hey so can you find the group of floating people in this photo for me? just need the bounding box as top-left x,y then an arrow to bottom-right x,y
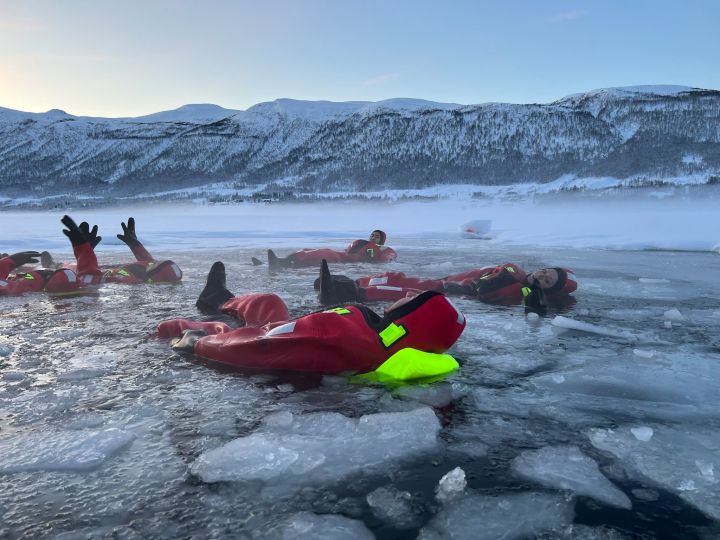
2,216 -> 577,381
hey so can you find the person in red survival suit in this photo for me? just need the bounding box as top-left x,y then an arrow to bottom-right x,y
52,216 -> 182,285
314,261 -> 577,311
157,261 -> 466,374
0,251 -> 83,297
261,229 -> 397,269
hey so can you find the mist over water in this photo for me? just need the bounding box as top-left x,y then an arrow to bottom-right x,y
2,187 -> 719,254
2,190 -> 720,538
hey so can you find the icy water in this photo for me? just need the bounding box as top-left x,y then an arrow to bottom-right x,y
2,240 -> 720,539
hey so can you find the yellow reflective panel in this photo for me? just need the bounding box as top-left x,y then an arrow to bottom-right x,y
324,307 -> 351,315
379,323 -> 406,347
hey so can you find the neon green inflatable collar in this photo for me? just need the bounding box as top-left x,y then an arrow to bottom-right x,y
355,348 -> 459,384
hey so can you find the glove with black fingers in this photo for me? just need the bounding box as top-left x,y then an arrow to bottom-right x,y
116,217 -> 140,248
8,251 -> 41,267
79,221 -> 102,248
61,215 -> 89,247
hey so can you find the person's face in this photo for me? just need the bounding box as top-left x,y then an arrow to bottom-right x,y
369,231 -> 383,244
527,268 -> 559,289
384,292 -> 417,314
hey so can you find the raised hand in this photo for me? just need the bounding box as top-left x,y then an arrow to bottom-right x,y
117,217 -> 140,247
61,215 -> 86,246
8,251 -> 41,267
79,221 -> 102,248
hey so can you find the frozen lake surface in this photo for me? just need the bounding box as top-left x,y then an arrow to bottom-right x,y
1,201 -> 720,539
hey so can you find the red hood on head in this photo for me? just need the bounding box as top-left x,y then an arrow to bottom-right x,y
147,260 -> 183,283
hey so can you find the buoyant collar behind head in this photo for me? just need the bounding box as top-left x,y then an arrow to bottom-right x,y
384,290 -> 442,323
381,290 -> 465,354
147,260 -> 182,282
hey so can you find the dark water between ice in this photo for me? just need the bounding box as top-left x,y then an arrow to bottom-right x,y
1,240 -> 719,539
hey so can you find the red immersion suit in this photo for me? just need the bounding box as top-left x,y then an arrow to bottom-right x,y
158,290 -> 465,373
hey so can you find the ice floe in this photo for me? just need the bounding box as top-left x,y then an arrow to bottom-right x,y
589,426 -> 720,519
191,407 -> 440,486
512,445 -> 631,509
0,428 -> 135,473
418,491 -> 575,540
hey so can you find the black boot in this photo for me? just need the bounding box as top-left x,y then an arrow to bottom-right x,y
251,257 -> 263,266
317,259 -> 360,305
267,249 -> 293,269
195,261 -> 234,314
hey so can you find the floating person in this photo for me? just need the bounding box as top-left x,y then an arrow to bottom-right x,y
315,260 -> 577,311
1,249 -> 84,297
48,216 -> 183,284
156,261 -> 465,378
105,217 -> 183,283
260,229 -> 397,269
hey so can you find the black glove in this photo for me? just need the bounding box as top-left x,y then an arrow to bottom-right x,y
8,251 -> 41,267
61,215 -> 88,247
117,217 -> 140,248
79,222 -> 102,248
0,253 -> 8,259
523,286 -> 547,310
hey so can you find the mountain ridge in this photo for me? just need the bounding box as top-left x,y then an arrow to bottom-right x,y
1,85 -> 718,203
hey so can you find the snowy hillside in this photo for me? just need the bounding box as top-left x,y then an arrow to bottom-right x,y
1,85 -> 719,205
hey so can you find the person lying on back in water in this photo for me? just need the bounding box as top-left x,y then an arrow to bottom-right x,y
155,260 -> 465,375
48,216 -> 182,284
1,250 -> 85,297
314,260 -> 577,311
258,229 -> 397,269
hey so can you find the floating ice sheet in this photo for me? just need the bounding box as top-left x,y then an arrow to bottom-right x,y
418,491 -> 575,540
191,407 -> 440,486
0,428 -> 135,473
512,445 -> 631,509
589,426 -> 720,519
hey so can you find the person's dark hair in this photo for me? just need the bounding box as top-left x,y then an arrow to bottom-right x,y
371,230 -> 387,245
545,267 -> 568,294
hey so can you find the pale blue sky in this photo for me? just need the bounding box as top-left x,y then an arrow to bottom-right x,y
1,0 -> 718,116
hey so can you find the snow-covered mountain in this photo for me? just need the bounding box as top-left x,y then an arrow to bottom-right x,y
1,85 -> 719,203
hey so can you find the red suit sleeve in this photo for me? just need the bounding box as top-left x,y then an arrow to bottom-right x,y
194,308 -> 384,372
289,248 -> 352,267
356,272 -> 444,291
0,270 -> 46,296
0,257 -> 15,280
219,293 -> 290,327
72,242 -> 103,284
157,319 -> 233,338
470,263 -> 527,305
362,285 -> 423,302
129,242 -> 154,263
